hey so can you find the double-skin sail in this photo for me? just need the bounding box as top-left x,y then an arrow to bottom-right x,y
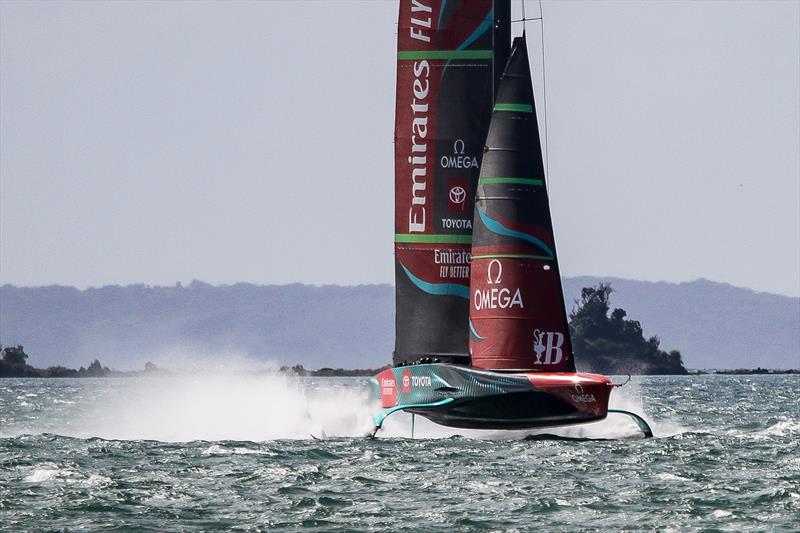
469,36 -> 575,372
394,0 -> 507,365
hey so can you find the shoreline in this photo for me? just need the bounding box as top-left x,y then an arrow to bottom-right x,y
1,366 -> 797,378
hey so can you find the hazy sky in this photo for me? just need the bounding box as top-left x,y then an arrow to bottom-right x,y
1,0 -> 798,296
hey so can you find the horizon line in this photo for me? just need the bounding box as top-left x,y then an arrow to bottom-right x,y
1,276 -> 798,299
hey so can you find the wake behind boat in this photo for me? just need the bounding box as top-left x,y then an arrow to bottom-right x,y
371,0 -> 652,438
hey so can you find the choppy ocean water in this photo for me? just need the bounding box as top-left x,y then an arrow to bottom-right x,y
1,374 -> 798,532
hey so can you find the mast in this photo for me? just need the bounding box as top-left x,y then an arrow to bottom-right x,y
468,36 -> 576,372
393,0 -> 510,366
492,0 -> 511,101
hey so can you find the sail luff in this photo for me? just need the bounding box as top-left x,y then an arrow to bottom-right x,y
469,36 -> 576,372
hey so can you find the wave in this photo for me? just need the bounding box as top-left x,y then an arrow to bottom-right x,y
3,363 -> 681,442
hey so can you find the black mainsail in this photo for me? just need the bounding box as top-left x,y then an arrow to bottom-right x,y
393,0 -> 510,365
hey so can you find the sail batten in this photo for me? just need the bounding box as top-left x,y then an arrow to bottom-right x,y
493,103 -> 534,112
469,36 -> 576,372
478,178 -> 543,185
397,50 -> 493,60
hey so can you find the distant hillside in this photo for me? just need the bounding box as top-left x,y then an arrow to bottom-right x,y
1,278 -> 797,370
563,277 -> 799,371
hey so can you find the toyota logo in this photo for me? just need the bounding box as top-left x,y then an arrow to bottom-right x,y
449,186 -> 466,204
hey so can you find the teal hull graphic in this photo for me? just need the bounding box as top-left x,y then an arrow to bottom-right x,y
372,364 -> 652,438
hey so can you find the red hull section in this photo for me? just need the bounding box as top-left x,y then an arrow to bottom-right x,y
523,372 -> 612,418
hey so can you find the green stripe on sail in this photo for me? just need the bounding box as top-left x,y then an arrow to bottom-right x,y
493,103 -> 533,113
479,177 -> 543,186
395,234 -> 472,244
472,253 -> 554,260
397,50 -> 492,60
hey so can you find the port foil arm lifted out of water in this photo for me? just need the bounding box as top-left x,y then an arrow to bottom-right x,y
607,408 -> 654,438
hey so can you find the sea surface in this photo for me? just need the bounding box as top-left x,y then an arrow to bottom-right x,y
0,374 -> 798,532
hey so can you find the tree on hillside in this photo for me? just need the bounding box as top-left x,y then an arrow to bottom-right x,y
79,359 -> 111,377
0,345 -> 40,377
1,345 -> 28,366
569,284 -> 687,375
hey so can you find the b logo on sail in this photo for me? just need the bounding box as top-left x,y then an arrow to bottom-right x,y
533,330 -> 564,365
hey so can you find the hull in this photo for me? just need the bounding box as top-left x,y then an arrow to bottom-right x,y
374,364 -> 612,430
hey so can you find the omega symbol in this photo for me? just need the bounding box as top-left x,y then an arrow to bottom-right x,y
487,259 -> 503,285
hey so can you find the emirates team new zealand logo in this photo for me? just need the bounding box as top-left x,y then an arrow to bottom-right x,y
533,329 -> 565,365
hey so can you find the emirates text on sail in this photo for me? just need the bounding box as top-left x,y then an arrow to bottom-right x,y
409,1 -> 432,43
434,249 -> 471,265
435,249 -> 471,278
407,59 -> 430,233
406,0 -> 433,232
